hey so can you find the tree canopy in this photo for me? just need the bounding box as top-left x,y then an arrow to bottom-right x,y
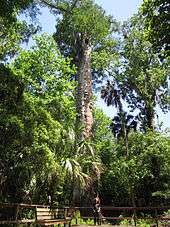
141,0 -> 170,58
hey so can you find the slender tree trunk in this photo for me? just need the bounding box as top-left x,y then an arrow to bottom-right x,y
146,106 -> 155,130
144,73 -> 155,131
118,100 -> 129,156
121,114 -> 129,156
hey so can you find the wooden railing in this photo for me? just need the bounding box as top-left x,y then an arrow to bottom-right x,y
0,203 -> 72,225
0,203 -> 170,226
73,206 -> 170,226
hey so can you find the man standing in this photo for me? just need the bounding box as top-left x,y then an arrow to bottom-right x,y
93,194 -> 102,225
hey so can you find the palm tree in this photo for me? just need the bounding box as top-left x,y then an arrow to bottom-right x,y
62,155 -> 102,205
101,80 -> 138,156
59,128 -> 102,205
111,113 -> 137,138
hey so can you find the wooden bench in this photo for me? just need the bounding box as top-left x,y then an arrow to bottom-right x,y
35,207 -> 72,226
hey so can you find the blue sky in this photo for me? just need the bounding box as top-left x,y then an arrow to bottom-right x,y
36,0 -> 169,129
95,0 -> 142,21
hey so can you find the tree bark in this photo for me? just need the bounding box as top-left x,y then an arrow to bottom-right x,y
75,41 -> 93,140
117,99 -> 129,156
72,39 -> 93,205
146,106 -> 155,130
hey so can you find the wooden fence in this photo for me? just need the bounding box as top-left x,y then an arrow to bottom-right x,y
73,206 -> 170,226
0,203 -> 170,226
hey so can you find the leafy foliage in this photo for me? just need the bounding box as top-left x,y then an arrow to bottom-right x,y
100,131 -> 170,206
0,34 -> 76,203
53,0 -> 119,73
0,0 -> 35,21
0,19 -> 38,61
141,0 -> 170,58
119,15 -> 169,130
0,0 -> 39,62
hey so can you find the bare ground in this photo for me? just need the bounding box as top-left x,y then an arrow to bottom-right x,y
72,225 -> 135,227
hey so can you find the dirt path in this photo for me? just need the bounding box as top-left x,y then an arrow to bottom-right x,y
73,225 -> 134,227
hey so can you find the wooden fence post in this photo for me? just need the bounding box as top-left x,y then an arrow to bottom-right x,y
133,207 -> 137,226
155,209 -> 158,227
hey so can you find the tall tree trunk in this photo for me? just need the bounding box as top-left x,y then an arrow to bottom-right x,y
144,74 -> 155,131
118,99 -> 129,156
73,39 -> 93,205
76,41 -> 93,140
146,106 -> 155,130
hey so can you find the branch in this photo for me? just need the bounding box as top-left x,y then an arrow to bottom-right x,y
40,0 -> 80,14
69,0 -> 79,12
40,0 -> 68,13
